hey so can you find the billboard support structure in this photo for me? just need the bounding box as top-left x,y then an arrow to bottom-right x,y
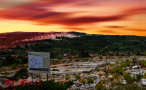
47,74 -> 48,81
28,52 -> 50,82
31,73 -> 33,84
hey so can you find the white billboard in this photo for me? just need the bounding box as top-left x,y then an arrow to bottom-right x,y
28,52 -> 50,74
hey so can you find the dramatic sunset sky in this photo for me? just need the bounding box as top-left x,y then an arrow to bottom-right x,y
0,0 -> 146,36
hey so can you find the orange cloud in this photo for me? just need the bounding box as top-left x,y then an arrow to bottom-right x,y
66,27 -> 86,31
98,30 -> 118,33
126,29 -> 146,32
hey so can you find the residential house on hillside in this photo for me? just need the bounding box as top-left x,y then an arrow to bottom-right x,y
69,56 -> 75,58
26,50 -> 30,52
95,54 -> 98,56
11,55 -> 18,59
89,54 -> 94,57
63,57 -> 68,59
75,55 -> 78,57
64,54 -> 68,57
119,53 -> 123,55
113,53 -> 117,56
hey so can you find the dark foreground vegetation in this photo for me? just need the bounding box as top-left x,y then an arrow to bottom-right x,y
15,80 -> 73,90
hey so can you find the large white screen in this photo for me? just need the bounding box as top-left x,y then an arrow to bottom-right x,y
29,56 -> 42,68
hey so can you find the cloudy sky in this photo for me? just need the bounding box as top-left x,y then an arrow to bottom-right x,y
0,0 -> 146,36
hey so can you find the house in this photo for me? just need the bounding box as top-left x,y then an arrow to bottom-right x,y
64,54 -> 68,57
11,55 -> 18,59
95,54 -> 98,56
70,56 -> 75,58
75,55 -> 78,57
26,50 -> 30,52
89,54 -> 94,57
63,57 -> 68,59
119,53 -> 123,55
113,54 -> 117,56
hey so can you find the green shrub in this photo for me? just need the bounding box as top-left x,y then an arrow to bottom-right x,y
52,69 -> 59,71
87,77 -> 94,83
74,74 -> 80,79
95,83 -> 106,90
80,79 -> 86,83
65,76 -> 70,80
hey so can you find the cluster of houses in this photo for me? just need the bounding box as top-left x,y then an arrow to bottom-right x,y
1,54 -> 146,90
63,54 -> 79,59
63,53 -> 99,59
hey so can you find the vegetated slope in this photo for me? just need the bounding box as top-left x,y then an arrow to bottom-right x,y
0,32 -> 45,46
28,33 -> 146,58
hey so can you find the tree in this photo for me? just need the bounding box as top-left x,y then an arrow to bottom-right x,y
123,73 -> 133,84
144,72 -> 146,76
95,83 -> 106,90
1,55 -> 14,66
78,48 -> 90,57
74,74 -> 81,79
65,76 -> 70,80
116,61 -> 119,64
113,73 -> 118,78
111,81 -> 121,87
136,74 -> 142,82
140,60 -> 146,67
80,79 -> 86,84
17,55 -> 23,60
22,57 -> 28,64
87,77 -> 94,83
99,56 -> 103,59
111,67 -> 123,75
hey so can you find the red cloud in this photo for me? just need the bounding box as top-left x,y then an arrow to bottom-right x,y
0,0 -> 146,27
51,15 -> 126,26
104,26 -> 126,28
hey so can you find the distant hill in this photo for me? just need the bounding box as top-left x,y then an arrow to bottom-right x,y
1,31 -> 146,56
0,31 -> 70,49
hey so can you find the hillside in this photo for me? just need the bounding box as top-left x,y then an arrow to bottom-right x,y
1,31 -> 146,58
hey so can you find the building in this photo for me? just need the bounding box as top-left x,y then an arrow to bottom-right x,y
11,55 -> 18,59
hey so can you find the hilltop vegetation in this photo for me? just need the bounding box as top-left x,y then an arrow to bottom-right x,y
24,33 -> 146,58
1,32 -> 146,60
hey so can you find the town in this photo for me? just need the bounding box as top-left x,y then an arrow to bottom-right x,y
1,51 -> 146,90
1,32 -> 146,90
